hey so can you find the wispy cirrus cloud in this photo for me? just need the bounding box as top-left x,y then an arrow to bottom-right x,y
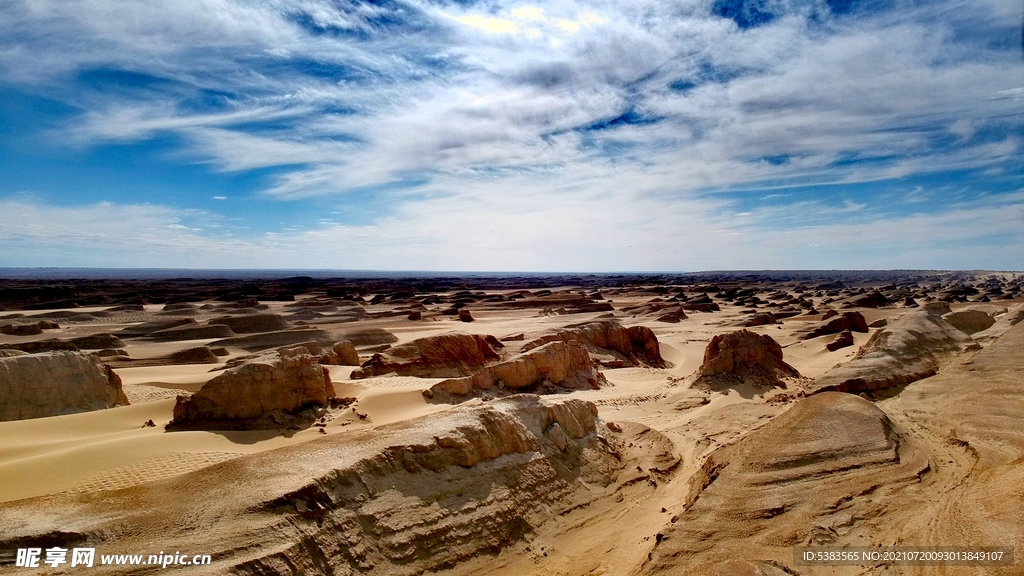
0,0 -> 1021,270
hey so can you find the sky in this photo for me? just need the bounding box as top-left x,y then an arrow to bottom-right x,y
0,0 -> 1022,272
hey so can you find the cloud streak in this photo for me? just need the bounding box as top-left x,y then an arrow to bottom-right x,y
0,0 -> 1022,270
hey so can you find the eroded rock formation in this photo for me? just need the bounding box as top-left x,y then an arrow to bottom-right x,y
430,340 -> 607,397
0,395 -> 667,576
695,330 -> 799,389
206,313 -> 289,334
520,320 -> 665,368
0,351 -> 128,421
350,332 -> 501,379
797,311 -> 868,340
169,350 -> 334,430
642,393 -> 927,574
942,309 -> 996,335
809,303 -> 977,395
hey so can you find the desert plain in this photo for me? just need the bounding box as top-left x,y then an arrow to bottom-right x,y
0,271 -> 1022,575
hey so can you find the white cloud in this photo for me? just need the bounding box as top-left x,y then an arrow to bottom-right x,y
0,0 -> 1022,269
3,183 -> 1022,270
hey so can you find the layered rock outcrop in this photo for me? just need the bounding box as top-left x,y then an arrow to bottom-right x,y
642,393 -> 928,574
809,303 -> 977,395
0,351 -> 128,421
430,340 -> 607,397
0,395 -> 645,576
169,350 -> 334,430
695,330 -> 799,389
520,320 -> 665,368
350,332 -> 501,379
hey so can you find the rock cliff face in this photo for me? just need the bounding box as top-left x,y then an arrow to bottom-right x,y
0,395 -> 664,576
169,350 -> 334,430
695,330 -> 799,389
809,303 -> 977,395
520,321 -> 665,368
0,351 -> 128,422
430,340 -> 607,397
351,332 -> 501,379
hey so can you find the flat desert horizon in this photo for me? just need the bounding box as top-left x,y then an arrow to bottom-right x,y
1,270 -> 1022,574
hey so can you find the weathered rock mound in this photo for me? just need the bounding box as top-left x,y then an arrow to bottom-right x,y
430,340 -> 608,398
825,329 -> 854,351
0,352 -> 128,421
116,317 -> 196,338
521,320 -> 665,368
207,313 -> 289,334
339,327 -> 398,347
797,311 -> 868,340
167,346 -> 219,364
1,323 -> 43,336
942,309 -> 995,335
70,333 -> 125,350
809,303 -> 977,395
695,330 -> 799,389
351,332 -> 501,379
331,340 -> 360,366
169,351 -> 334,430
642,392 -> 928,574
146,323 -> 235,341
0,339 -> 79,353
208,328 -> 331,352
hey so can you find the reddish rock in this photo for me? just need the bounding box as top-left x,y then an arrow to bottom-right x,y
169,351 -> 333,430
739,312 -> 776,327
826,330 -> 855,352
331,340 -> 360,366
521,321 -> 665,368
431,340 -> 607,397
695,330 -> 799,388
351,332 -> 501,379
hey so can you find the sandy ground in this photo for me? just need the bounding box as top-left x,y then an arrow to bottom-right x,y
1,282 -> 1021,575
0,296 -> 1001,504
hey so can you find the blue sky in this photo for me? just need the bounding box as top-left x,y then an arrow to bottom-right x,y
0,0 -> 1022,271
